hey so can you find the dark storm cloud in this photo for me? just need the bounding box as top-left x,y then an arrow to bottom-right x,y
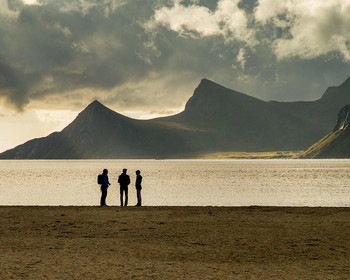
0,0 -> 350,114
0,59 -> 28,109
1,0 -> 162,110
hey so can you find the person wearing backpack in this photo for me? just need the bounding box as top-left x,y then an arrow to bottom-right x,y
118,168 -> 130,206
99,169 -> 111,206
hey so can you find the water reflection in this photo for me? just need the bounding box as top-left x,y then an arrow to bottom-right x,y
0,159 -> 350,206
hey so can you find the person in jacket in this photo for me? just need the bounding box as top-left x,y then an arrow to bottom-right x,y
100,169 -> 111,206
135,170 -> 142,206
118,168 -> 130,206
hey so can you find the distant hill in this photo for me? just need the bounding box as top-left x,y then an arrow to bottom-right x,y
300,104 -> 350,158
269,77 -> 350,133
0,78 -> 349,159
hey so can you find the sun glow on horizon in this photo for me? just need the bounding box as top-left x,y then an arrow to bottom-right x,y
34,109 -> 78,131
120,108 -> 183,120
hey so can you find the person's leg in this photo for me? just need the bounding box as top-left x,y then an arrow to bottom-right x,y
101,187 -> 107,206
137,189 -> 141,206
125,187 -> 128,206
120,187 -> 123,206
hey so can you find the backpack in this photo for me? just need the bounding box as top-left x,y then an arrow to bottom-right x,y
97,174 -> 104,184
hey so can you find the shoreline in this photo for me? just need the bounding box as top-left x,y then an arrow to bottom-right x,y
1,206 -> 350,279
0,205 -> 349,208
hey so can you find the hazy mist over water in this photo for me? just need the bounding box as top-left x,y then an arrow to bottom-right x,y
1,159 -> 350,207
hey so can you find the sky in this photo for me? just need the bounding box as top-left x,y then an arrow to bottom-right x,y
1,0 -> 350,152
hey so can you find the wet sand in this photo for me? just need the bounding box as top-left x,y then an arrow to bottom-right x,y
1,206 -> 350,279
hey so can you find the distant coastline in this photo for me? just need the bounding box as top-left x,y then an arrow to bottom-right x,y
198,150 -> 301,159
0,150 -> 302,160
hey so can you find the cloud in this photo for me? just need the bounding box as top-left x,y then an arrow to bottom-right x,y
0,0 -> 349,119
255,0 -> 350,61
59,0 -> 125,17
0,60 -> 30,111
151,1 -> 220,37
22,0 -> 40,6
0,0 -> 20,19
147,0 -> 256,46
236,48 -> 247,70
0,0 -> 256,114
0,0 -> 150,111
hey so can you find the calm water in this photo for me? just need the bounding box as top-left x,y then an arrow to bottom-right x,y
1,159 -> 350,206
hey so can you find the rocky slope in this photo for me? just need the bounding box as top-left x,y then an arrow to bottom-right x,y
300,104 -> 350,158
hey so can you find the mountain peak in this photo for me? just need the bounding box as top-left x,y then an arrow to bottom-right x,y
339,76 -> 350,88
68,100 -> 122,128
186,79 -> 234,110
81,100 -> 112,115
182,78 -> 267,120
190,78 -> 260,102
197,78 -> 225,91
191,78 -> 239,100
86,100 -> 105,109
321,76 -> 350,101
199,78 -> 214,85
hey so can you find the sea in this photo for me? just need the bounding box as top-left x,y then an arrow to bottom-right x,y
1,159 -> 350,207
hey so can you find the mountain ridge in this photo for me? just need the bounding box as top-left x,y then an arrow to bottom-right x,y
269,78 -> 350,132
1,77 -> 350,159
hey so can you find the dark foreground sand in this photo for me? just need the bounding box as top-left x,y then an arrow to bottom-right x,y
1,207 -> 350,279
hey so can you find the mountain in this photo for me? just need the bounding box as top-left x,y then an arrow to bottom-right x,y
300,104 -> 350,158
269,77 -> 350,133
0,101 -> 199,158
0,78 -> 349,159
156,79 -> 324,151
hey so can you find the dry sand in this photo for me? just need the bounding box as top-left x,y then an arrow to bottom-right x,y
1,206 -> 350,279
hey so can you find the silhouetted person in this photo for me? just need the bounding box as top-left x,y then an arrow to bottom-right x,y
100,169 -> 111,206
118,168 -> 130,206
135,170 -> 142,206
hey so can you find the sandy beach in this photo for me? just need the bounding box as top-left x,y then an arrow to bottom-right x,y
1,206 -> 350,279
